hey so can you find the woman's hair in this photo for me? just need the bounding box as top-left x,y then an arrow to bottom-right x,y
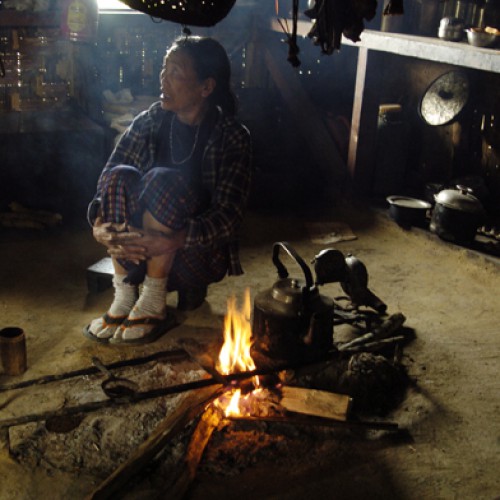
168,35 -> 237,116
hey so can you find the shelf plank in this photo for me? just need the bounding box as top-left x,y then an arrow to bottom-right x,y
271,20 -> 500,74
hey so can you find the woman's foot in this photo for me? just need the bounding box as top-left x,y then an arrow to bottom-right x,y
87,274 -> 138,340
114,275 -> 168,341
86,312 -> 128,340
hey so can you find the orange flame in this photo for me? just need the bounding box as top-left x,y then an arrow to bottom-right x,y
216,289 -> 259,417
225,389 -> 242,417
217,288 -> 256,377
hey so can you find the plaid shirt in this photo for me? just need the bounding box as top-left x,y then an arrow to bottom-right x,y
97,102 -> 252,275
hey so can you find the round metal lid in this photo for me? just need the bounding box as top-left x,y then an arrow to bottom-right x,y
434,186 -> 484,214
420,71 -> 470,126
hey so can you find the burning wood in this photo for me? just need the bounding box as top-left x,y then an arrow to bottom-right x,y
167,405 -> 223,499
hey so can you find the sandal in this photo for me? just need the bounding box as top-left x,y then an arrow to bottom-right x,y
82,312 -> 128,344
109,313 -> 178,345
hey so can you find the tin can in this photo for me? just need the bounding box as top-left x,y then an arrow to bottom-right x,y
0,327 -> 27,376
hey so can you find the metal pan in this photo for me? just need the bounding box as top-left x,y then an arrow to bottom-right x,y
386,195 -> 431,229
92,356 -> 139,399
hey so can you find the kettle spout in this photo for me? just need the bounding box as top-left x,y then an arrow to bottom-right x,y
303,314 -> 317,345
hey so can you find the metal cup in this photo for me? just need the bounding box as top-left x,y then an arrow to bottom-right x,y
0,327 -> 27,376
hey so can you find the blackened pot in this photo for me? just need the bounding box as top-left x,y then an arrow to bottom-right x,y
430,186 -> 486,243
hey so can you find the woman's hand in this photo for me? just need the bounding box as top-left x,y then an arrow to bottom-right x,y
129,226 -> 187,258
92,217 -> 147,264
92,217 -> 186,262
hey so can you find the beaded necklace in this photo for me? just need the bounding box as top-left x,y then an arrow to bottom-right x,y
169,114 -> 201,165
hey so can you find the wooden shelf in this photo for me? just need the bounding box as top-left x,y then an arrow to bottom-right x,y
343,29 -> 500,74
272,20 -> 500,74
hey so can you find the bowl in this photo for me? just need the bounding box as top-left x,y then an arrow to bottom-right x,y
465,27 -> 499,47
386,195 -> 432,229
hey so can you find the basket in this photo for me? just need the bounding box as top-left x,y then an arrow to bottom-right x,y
121,0 -> 237,27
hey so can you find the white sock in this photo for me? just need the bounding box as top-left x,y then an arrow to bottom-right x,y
130,275 -> 168,318
109,274 -> 138,316
118,276 -> 168,340
89,274 -> 138,339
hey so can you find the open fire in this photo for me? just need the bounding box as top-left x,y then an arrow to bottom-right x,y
214,289 -> 267,417
0,241 -> 410,500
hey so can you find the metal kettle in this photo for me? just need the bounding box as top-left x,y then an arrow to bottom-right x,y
251,242 -> 334,366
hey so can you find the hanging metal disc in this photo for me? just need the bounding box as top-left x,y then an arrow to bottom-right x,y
419,70 -> 470,126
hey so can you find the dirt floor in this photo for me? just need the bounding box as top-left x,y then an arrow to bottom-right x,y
0,201 -> 499,500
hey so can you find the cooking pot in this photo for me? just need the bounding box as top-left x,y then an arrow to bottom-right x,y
387,195 -> 432,229
430,185 -> 486,243
252,242 -> 334,366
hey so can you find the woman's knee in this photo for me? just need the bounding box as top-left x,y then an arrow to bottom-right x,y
142,167 -> 186,188
105,165 -> 142,189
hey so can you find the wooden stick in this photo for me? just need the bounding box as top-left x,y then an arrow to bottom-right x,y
338,313 -> 406,351
280,386 -> 352,421
0,349 -> 189,392
0,379 -> 223,429
342,335 -> 407,353
228,415 -> 399,432
0,359 -> 336,429
87,385 -> 222,500
167,405 -> 222,499
179,340 -> 229,386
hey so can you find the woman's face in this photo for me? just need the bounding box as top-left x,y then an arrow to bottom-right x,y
159,49 -> 211,121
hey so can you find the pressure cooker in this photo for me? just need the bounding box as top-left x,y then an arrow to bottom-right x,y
430,185 -> 486,244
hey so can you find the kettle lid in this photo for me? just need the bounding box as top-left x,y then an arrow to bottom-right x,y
271,278 -> 308,307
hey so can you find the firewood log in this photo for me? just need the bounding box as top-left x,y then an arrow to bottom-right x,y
167,405 -> 222,499
280,386 -> 352,421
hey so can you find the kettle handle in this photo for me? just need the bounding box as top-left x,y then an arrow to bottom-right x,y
272,241 -> 314,290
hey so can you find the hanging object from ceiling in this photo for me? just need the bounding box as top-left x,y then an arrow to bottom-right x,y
276,0 -> 301,67
276,0 -> 405,65
118,0 -> 237,27
419,70 -> 470,126
305,0 -> 379,54
383,0 -> 404,15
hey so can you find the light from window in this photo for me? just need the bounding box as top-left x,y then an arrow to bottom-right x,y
97,0 -> 131,10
